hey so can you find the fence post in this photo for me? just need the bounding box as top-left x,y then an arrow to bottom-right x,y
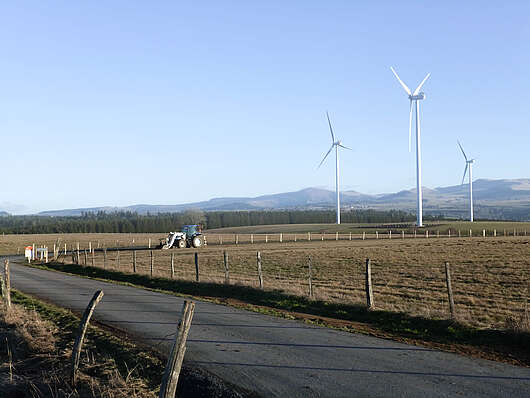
448,230 -> 451,238
335,232 -> 338,241
223,251 -> 229,284
321,234 -> 324,241
389,230 -> 392,239
469,229 -> 472,238
171,253 -> 175,279
203,235 -> 207,246
362,232 -> 365,240
103,248 -> 107,269
70,290 -> 104,386
116,249 -> 120,269
349,232 -> 352,241
494,229 -> 497,237
426,230 -> 429,239
150,250 -> 154,278
458,230 -> 461,237
194,253 -> 199,282
375,231 -> 378,239
91,249 -> 95,267
149,238 -> 151,249
402,230 -> 405,239
482,229 -> 486,238
84,250 -> 88,266
250,234 -> 254,244
89,241 -> 92,253
294,234 -> 297,242
235,234 -> 238,245
308,232 -> 311,241
280,233 -> 283,243
365,259 -> 374,310
257,251 -> 263,289
414,230 -> 417,238
308,256 -> 313,299
437,230 -> 440,238
159,300 -> 195,398
444,262 -> 456,319
265,234 -> 268,243
133,250 -> 137,273
2,259 -> 11,310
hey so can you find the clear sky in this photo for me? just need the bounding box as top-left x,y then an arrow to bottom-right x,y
1,1 -> 529,214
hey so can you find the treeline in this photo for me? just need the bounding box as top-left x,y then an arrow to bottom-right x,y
0,209 -> 417,234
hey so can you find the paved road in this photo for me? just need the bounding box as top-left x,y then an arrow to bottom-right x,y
6,258 -> 530,397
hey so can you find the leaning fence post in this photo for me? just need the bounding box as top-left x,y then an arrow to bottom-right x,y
70,290 -> 104,386
194,252 -> 199,282
133,250 -> 137,273
159,300 -> 195,398
444,262 -> 456,319
223,251 -> 230,284
171,253 -> 175,279
308,256 -> 313,299
2,259 -> 11,310
365,259 -> 374,310
257,251 -> 263,289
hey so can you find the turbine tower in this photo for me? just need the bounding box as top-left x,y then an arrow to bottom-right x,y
390,67 -> 431,227
318,112 -> 351,224
458,140 -> 475,222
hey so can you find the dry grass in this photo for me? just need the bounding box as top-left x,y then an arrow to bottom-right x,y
0,303 -> 158,397
73,236 -> 530,332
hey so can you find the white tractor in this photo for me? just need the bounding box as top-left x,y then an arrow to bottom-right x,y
160,225 -> 203,249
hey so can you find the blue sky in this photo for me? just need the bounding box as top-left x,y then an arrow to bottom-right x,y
1,1 -> 528,213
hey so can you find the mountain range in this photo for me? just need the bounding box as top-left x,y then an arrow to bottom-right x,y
30,178 -> 530,221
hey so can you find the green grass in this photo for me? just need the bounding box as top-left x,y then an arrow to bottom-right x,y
33,261 -> 530,367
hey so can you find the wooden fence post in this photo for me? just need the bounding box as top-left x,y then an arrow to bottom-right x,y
150,250 -> 154,278
414,230 -> 417,238
194,253 -> 199,282
149,238 -> 151,249
458,230 -> 461,237
84,250 -> 88,266
116,249 -> 120,269
448,230 -> 451,238
482,229 -> 486,238
294,234 -> 297,242
133,250 -> 137,273
494,229 -> 497,237
223,251 -> 229,284
171,253 -> 175,279
265,234 -> 268,243
89,241 -> 92,253
308,256 -> 313,299
469,229 -> 472,238
2,259 -> 11,310
250,234 -> 254,244
402,230 -> 405,239
365,259 -> 374,310
375,231 -> 378,239
389,230 -> 392,239
335,232 -> 338,241
279,233 -> 283,243
159,301 -> 195,398
362,232 -> 365,240
91,249 -> 95,267
349,232 -> 352,241
426,230 -> 429,239
308,232 -> 311,241
235,234 -> 238,245
444,262 -> 456,319
257,251 -> 263,289
70,290 -> 104,386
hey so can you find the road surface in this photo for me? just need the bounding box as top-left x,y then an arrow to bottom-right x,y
5,257 -> 530,397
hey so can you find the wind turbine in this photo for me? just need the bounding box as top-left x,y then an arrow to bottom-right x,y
458,140 -> 475,222
318,112 -> 351,224
390,67 -> 431,227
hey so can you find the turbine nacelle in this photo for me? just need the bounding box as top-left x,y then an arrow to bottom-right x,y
409,93 -> 425,101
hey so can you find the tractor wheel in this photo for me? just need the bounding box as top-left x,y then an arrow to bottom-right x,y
177,239 -> 186,249
192,236 -> 202,248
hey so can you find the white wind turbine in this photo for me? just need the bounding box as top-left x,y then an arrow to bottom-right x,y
390,67 -> 431,227
318,112 -> 351,224
458,140 -> 475,222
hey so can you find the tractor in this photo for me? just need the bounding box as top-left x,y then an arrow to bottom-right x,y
160,225 -> 203,249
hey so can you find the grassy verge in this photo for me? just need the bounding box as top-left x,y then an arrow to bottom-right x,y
35,261 -> 530,367
1,289 -> 252,397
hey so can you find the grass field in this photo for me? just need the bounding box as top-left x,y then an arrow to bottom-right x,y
58,236 -> 530,332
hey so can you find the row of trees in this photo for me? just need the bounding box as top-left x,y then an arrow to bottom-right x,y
0,209 -> 417,234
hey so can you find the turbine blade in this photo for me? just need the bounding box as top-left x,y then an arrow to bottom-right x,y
457,140 -> 468,161
338,143 -> 352,150
408,99 -> 413,152
390,66 -> 412,95
326,111 -> 335,143
317,145 -> 334,169
461,163 -> 468,185
413,72 -> 431,95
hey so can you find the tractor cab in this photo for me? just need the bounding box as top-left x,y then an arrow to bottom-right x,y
181,224 -> 201,236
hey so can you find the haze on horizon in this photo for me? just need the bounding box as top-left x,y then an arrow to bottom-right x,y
1,1 -> 529,214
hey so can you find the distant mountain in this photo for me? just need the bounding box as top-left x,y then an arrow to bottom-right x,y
0,211 -> 10,217
37,178 -> 530,220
